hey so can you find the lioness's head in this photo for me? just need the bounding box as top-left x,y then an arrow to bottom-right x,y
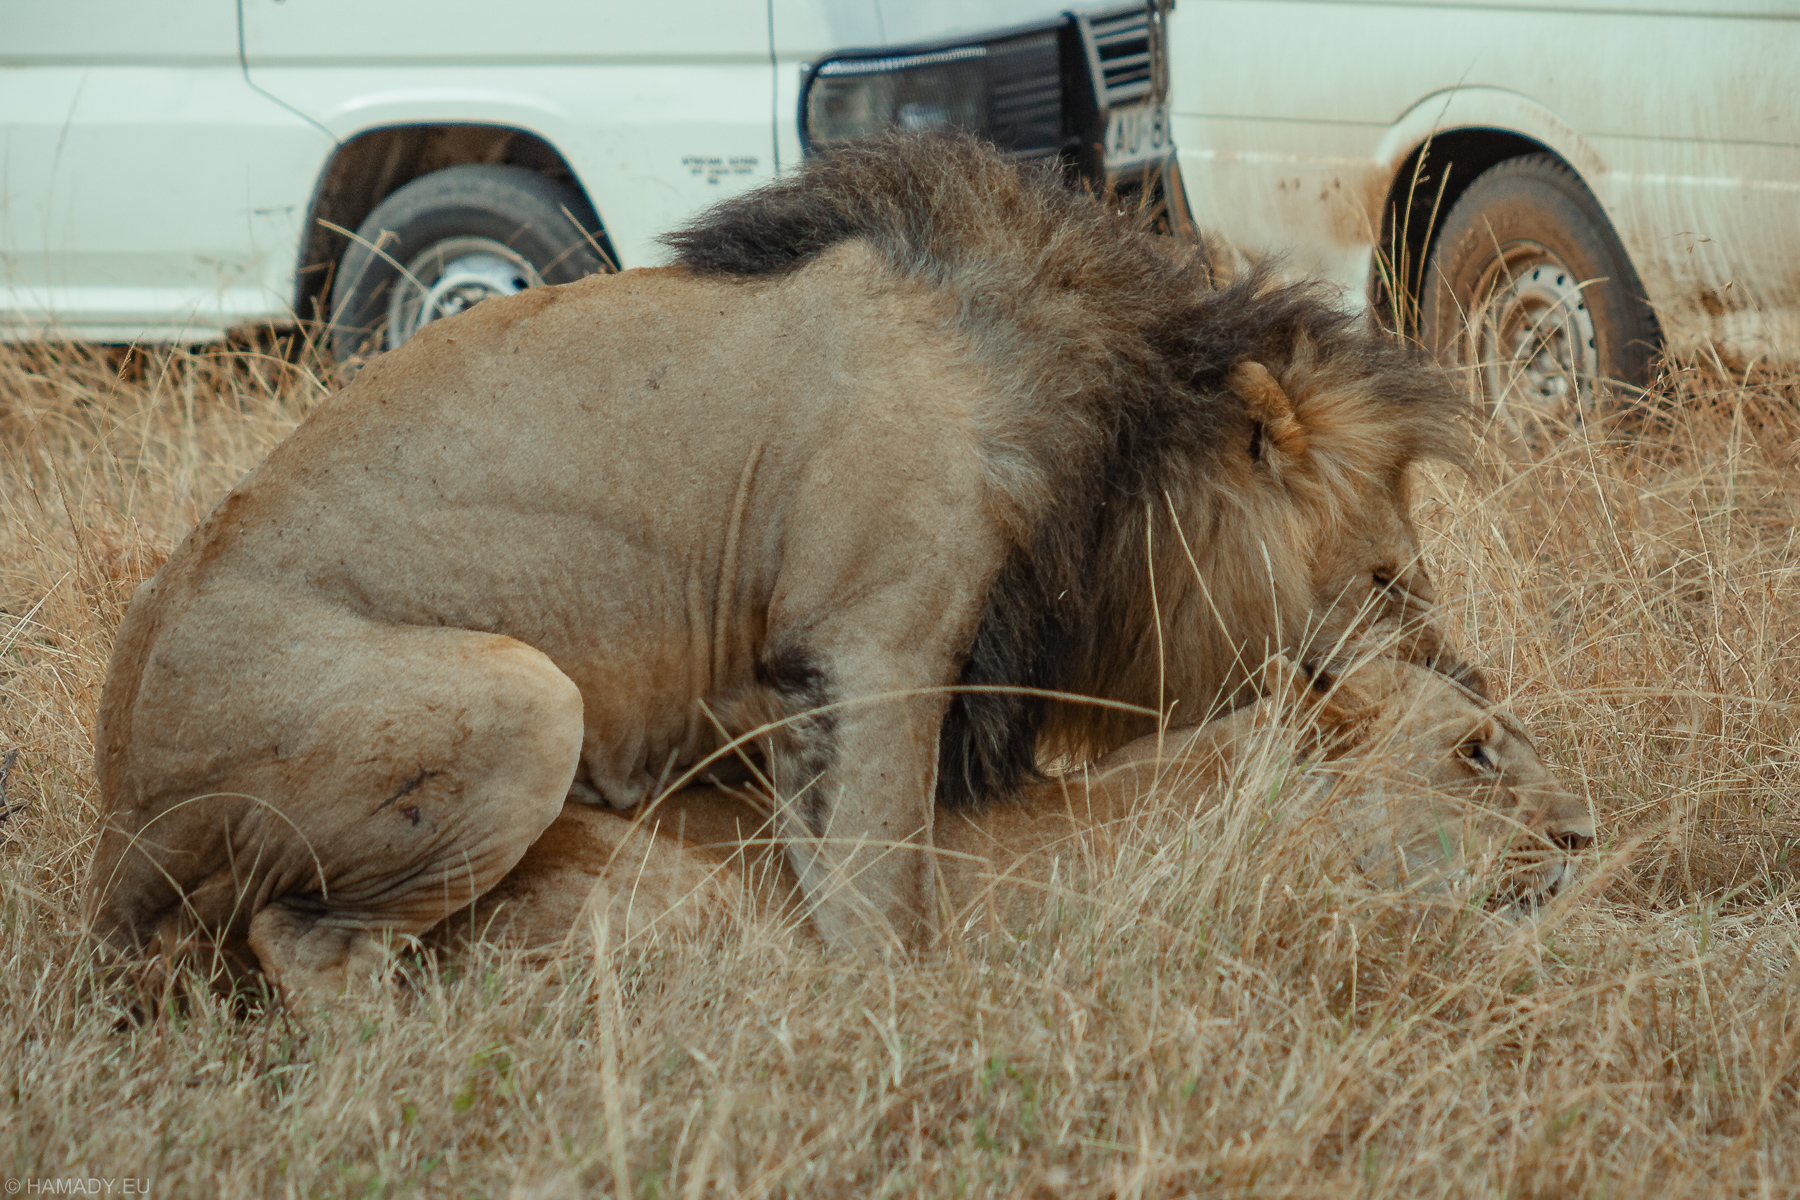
1013,652 -> 1591,915
1294,657 -> 1594,909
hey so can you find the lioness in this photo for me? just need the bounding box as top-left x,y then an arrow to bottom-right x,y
88,135 -> 1474,999
447,655 -> 1595,952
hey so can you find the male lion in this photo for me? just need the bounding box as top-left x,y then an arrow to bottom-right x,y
447,654 -> 1595,952
87,135 -> 1472,999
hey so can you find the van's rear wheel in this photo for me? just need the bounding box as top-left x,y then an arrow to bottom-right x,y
329,163 -> 608,367
1420,153 -> 1660,432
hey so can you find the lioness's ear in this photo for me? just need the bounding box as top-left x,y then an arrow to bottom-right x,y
1229,361 -> 1309,461
1304,679 -> 1376,759
1259,656 -> 1373,756
1256,655 -> 1311,708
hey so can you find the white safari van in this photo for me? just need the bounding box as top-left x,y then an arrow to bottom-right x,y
1165,0 -> 1800,400
0,1 -> 1170,361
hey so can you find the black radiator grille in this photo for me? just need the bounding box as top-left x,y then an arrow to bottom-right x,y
1087,6 -> 1152,108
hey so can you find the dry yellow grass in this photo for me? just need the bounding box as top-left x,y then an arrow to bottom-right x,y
3,336 -> 1799,1197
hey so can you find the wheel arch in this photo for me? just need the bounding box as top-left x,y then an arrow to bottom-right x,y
1366,88 -> 1629,333
294,123 -> 618,325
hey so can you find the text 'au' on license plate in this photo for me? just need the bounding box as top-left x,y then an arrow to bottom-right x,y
1104,101 -> 1170,169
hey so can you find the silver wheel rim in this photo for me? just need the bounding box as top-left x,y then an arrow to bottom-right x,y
385,236 -> 543,350
1467,241 -> 1599,432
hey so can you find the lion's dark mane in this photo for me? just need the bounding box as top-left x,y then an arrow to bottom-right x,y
664,133 -> 1462,808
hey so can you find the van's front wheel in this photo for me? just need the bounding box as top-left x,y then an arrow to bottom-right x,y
1420,153 -> 1660,432
329,163 -> 608,368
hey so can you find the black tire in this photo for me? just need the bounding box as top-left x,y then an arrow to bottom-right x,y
1420,153 -> 1660,425
329,163 -> 607,366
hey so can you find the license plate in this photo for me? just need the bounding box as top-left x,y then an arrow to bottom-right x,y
1103,101 -> 1171,170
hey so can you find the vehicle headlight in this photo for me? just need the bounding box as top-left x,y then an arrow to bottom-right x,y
802,31 -> 1064,156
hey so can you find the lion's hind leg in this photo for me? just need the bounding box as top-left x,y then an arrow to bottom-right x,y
238,626 -> 584,1002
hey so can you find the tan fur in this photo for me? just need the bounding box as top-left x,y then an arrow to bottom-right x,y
85,138 -> 1475,1001
448,657 -> 1593,953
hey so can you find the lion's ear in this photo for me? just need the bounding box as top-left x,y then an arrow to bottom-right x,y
1229,361 -> 1309,461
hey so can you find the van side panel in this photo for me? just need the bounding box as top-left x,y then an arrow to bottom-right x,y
0,1 -> 329,340
1597,138 -> 1800,361
241,1 -> 779,271
1168,0 -> 1800,358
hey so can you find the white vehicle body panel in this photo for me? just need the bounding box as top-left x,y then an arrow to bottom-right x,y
1168,0 -> 1800,360
240,1 -> 781,276
867,0 -> 1078,43
0,2 -> 330,340
0,0 -> 1072,344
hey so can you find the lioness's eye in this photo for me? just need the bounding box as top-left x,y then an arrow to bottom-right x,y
1458,739 -> 1492,768
1372,569 -> 1395,593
